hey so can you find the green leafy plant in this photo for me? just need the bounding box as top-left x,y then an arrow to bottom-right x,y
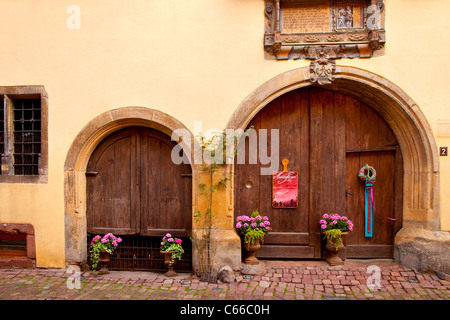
161,233 -> 184,264
320,213 -> 354,232
89,233 -> 122,271
323,229 -> 343,249
320,213 -> 354,250
235,210 -> 272,245
244,229 -> 266,245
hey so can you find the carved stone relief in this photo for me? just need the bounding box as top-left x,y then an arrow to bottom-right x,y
264,0 -> 385,63
308,48 -> 336,85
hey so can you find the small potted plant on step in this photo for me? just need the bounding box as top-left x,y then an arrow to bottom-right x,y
160,233 -> 184,277
89,233 -> 122,274
320,213 -> 353,266
235,211 -> 272,265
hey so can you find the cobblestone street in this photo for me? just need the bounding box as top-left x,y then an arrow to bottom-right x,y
0,260 -> 449,301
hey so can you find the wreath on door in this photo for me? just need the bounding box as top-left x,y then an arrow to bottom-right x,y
358,164 -> 376,184
357,163 -> 395,238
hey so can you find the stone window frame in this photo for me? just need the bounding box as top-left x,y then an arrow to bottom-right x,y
0,86 -> 48,183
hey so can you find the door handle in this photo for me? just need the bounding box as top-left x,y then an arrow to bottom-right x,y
345,190 -> 353,197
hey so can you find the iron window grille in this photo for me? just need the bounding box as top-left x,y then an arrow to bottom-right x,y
0,86 -> 48,183
87,234 -> 193,273
12,99 -> 41,176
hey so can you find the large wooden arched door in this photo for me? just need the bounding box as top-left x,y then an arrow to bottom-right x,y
234,87 -> 403,259
86,127 -> 192,270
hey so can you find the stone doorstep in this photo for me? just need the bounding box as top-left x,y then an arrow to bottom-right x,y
0,257 -> 34,268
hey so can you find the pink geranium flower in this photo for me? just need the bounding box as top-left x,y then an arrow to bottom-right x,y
234,212 -> 272,241
160,234 -> 184,254
320,213 -> 353,232
89,233 -> 122,271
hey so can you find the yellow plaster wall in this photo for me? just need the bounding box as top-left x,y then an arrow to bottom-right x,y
0,0 -> 449,267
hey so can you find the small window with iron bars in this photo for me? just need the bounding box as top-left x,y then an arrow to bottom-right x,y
0,86 -> 48,183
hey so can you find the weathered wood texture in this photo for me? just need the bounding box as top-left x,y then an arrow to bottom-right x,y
86,127 -> 192,237
234,87 -> 402,259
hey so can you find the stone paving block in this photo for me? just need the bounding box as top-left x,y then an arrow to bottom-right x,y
1,262 -> 450,301
312,279 -> 322,285
340,279 -> 352,286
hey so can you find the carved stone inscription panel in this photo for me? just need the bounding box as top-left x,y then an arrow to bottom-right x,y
282,4 -> 331,33
264,0 -> 386,61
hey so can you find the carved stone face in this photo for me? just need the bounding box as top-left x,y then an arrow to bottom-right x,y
310,59 -> 336,85
314,64 -> 331,83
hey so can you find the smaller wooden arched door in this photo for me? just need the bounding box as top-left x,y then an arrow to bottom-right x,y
86,127 -> 192,238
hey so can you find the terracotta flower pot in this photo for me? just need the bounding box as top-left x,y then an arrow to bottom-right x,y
161,250 -> 178,277
243,239 -> 262,265
322,231 -> 348,266
98,250 -> 111,274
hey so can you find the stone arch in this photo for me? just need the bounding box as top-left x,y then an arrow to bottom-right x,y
227,66 -> 450,272
64,107 -> 195,264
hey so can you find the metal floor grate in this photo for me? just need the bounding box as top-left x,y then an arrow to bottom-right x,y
87,234 -> 192,272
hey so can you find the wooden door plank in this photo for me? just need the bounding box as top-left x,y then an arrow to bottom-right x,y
279,89 -> 309,233
345,153 -> 363,245
259,96 -> 282,229
333,93 -> 347,216
86,128 -> 138,235
310,87 -> 336,258
298,89 -> 311,234
345,95 -> 361,151
235,113 -> 261,217
263,232 -> 309,245
139,128 -> 192,236
138,229 -> 191,237
256,245 -> 315,258
345,245 -> 393,258
112,133 -> 136,231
